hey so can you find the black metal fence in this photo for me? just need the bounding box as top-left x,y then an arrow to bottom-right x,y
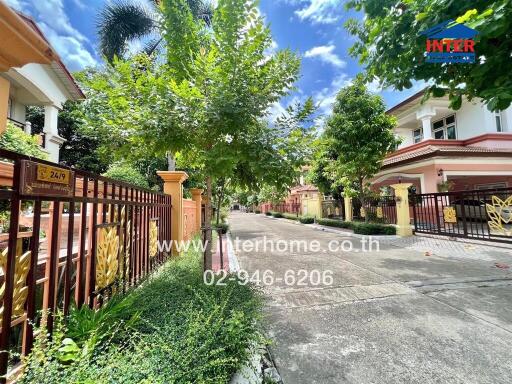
411,187 -> 512,243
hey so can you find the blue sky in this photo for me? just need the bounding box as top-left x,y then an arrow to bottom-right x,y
6,0 -> 424,116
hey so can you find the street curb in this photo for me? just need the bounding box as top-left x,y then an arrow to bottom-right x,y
226,231 -> 240,272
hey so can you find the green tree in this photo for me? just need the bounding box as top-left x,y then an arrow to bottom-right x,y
0,122 -> 48,159
308,144 -> 345,212
84,0 -> 304,269
322,76 -> 398,221
97,0 -> 213,62
346,0 -> 512,111
26,102 -> 110,174
103,162 -> 150,189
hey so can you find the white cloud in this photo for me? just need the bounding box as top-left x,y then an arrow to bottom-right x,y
38,23 -> 97,71
267,101 -> 287,122
304,45 -> 345,68
5,0 -> 97,71
4,0 -> 28,11
313,73 -> 351,116
71,0 -> 87,10
295,0 -> 343,24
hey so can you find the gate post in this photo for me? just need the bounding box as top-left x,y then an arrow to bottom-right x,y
157,171 -> 188,254
190,188 -> 203,234
391,183 -> 413,237
344,196 -> 353,222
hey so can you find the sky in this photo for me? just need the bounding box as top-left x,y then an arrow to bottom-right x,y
5,0 -> 425,117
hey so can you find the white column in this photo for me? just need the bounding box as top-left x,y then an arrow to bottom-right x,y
420,117 -> 433,140
416,105 -> 436,141
43,105 -> 66,163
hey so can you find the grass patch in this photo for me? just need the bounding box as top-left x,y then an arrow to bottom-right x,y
19,243 -> 262,383
317,218 -> 396,235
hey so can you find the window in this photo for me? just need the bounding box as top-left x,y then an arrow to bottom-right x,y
475,182 -> 506,190
495,111 -> 503,132
432,114 -> 456,140
412,128 -> 423,143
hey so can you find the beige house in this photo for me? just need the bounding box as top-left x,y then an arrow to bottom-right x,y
0,7 -> 85,162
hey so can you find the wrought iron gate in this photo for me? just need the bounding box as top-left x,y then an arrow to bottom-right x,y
411,187 -> 512,243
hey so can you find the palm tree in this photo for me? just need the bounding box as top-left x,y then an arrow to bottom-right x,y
97,0 -> 213,62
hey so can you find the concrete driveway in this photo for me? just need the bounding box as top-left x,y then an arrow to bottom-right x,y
229,212 -> 512,384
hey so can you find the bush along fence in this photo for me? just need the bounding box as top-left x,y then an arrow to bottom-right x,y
0,148 -> 202,381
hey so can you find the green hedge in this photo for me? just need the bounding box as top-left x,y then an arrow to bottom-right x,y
282,213 -> 299,221
270,211 -> 283,218
317,218 -> 396,235
19,240 -> 261,384
265,211 -> 272,216
254,210 -> 261,214
299,216 -> 314,224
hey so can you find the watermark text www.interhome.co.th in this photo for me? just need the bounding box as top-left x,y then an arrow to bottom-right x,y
157,235 -> 382,255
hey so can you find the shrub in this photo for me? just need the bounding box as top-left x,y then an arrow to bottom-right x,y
102,162 -> 149,189
317,218 -> 353,229
214,222 -> 230,234
299,216 -> 314,224
0,123 -> 48,159
353,223 -> 396,235
271,211 -> 283,218
316,218 -> 395,235
265,212 -> 272,216
19,240 -> 262,384
282,213 -> 299,221
254,210 -> 261,214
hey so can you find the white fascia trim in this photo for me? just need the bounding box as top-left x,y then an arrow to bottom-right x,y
443,170 -> 512,182
373,172 -> 426,192
382,157 -> 512,174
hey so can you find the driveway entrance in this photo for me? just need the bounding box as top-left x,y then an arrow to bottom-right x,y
229,211 -> 512,384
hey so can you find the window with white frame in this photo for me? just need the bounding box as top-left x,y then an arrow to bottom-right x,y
412,128 -> 423,143
495,111 -> 503,132
432,114 -> 456,140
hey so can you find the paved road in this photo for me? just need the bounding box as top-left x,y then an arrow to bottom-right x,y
229,212 -> 512,384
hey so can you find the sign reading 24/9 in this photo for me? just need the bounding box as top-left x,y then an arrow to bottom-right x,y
20,160 -> 75,197
36,164 -> 70,184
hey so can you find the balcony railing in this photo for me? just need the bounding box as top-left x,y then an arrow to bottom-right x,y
7,117 -> 24,130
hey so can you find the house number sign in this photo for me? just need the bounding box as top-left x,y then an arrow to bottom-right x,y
19,160 -> 75,197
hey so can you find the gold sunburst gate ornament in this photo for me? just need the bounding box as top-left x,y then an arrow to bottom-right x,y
486,196 -> 512,236
0,242 -> 31,328
96,225 -> 119,290
443,207 -> 457,223
360,207 -> 366,218
376,207 -> 383,219
149,220 -> 158,258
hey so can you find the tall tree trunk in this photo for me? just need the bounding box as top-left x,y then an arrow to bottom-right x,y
358,177 -> 369,223
215,179 -> 225,226
204,176 -> 213,270
167,152 -> 176,171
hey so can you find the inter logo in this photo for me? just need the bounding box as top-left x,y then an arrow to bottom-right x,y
421,20 -> 478,63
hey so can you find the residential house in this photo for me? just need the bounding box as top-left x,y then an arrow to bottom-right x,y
0,8 -> 85,163
372,90 -> 512,193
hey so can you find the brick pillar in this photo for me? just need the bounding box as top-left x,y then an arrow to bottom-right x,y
391,183 -> 413,237
344,196 -> 353,222
157,171 -> 188,254
190,188 -> 203,234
